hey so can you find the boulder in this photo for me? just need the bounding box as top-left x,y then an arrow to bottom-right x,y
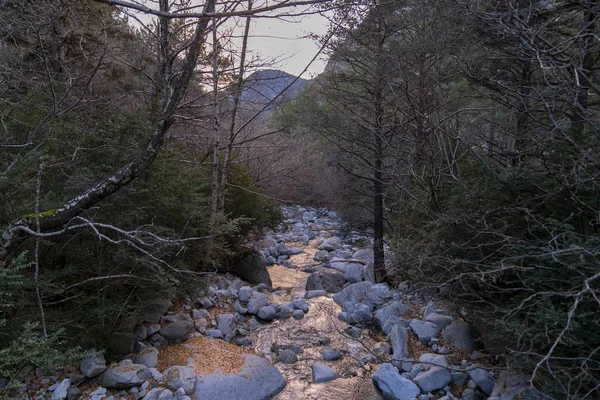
193,354 -> 285,400
291,299 -> 309,312
366,284 -> 392,306
352,249 -> 374,261
80,351 -> 107,378
257,306 -> 276,321
312,363 -> 340,383
51,378 -> 70,400
382,317 -> 410,335
413,366 -> 451,393
443,320 -> 480,351
217,314 -> 237,340
374,301 -> 411,329
292,310 -> 305,319
135,348 -> 159,368
424,313 -> 454,331
372,363 -> 420,400
489,371 -> 542,400
247,292 -> 269,315
232,252 -> 272,286
418,353 -> 448,369
333,281 -> 374,306
276,243 -> 291,256
206,329 -> 223,339
142,299 -> 172,322
160,314 -> 193,341
313,250 -> 330,262
101,361 -> 151,389
318,237 -> 343,251
320,348 -> 342,361
165,366 -> 196,395
305,270 -> 346,293
387,325 -> 409,361
278,349 -> 298,364
348,303 -> 373,325
110,332 -> 137,354
409,320 -> 440,342
238,286 -> 253,303
468,366 -> 495,395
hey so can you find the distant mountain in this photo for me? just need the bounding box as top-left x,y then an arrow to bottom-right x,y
240,69 -> 311,107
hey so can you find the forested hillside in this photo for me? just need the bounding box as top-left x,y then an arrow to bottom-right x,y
1,0 -> 598,399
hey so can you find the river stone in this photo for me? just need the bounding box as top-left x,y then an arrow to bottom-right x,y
292,309 -> 305,319
276,243 -> 291,256
278,305 -> 293,319
101,362 -> 152,389
217,314 -> 237,340
313,250 -> 329,262
489,371 -> 542,399
206,329 -> 223,339
443,320 -> 480,351
374,301 -> 411,329
291,299 -> 309,312
382,316 -> 410,335
193,354 -> 285,400
278,349 -> 298,364
305,270 -> 346,293
410,319 -> 440,342
257,306 -> 276,321
468,366 -> 495,395
238,286 -> 253,303
342,262 -> 364,283
134,347 -> 159,368
312,363 -> 340,383
387,325 -> 409,361
318,236 -> 343,251
413,366 -> 451,393
352,249 -> 374,261
305,290 -> 327,299
110,332 -> 137,354
451,372 -> 468,386
160,314 -> 193,341
418,353 -> 448,369
51,378 -> 70,400
424,313 -> 454,331
265,256 -> 276,265
232,251 -> 272,286
247,292 -> 269,315
349,303 -> 373,324
372,363 -> 421,400
367,284 -> 392,306
333,281 -> 374,306
320,348 -> 342,361
165,366 -> 196,395
80,351 -> 107,378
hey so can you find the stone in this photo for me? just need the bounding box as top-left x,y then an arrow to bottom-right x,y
349,303 -> 373,324
134,348 -> 159,368
291,299 -> 309,312
101,362 -> 152,389
468,366 -> 495,395
247,292 -> 269,315
158,389 -> 174,400
418,353 -> 448,369
424,313 -> 454,331
111,332 -> 138,354
276,243 -> 291,256
489,371 -> 542,400
165,366 -> 196,395
199,297 -> 214,309
345,326 -> 362,338
382,316 -> 410,335
232,251 -> 272,286
265,256 -> 276,265
312,363 -> 340,383
387,325 -> 409,361
292,309 -> 305,319
342,263 -> 363,283
372,363 -> 421,400
318,236 -> 343,251
305,290 -> 327,299
410,320 -> 441,342
194,318 -> 208,333
206,329 -> 223,339
89,387 -> 107,400
238,286 -> 253,303
257,306 -> 276,321
374,301 -> 411,329
305,269 -> 346,293
320,348 -> 342,361
352,249 -> 374,261
278,305 -> 293,319
278,349 -> 298,364
451,372 -> 468,386
193,354 -> 285,400
462,388 -> 477,400
66,386 -> 81,400
135,325 -> 148,341
313,250 -> 329,262
443,320 -> 480,351
413,367 -> 451,393
80,351 -> 107,378
332,281 -> 374,306
217,314 -> 237,340
142,299 -> 172,321
160,314 -> 193,341
367,284 -> 393,306
147,323 -> 162,336
51,378 -> 70,400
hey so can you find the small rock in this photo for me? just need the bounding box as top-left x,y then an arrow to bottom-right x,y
451,372 -> 468,386
443,320 -> 480,351
278,349 -> 298,364
80,351 -> 107,378
468,366 -> 495,395
320,348 -> 342,361
372,363 -> 421,400
217,314 -> 237,340
247,292 -> 269,315
238,286 -> 253,303
291,299 -> 309,312
388,325 -> 409,361
409,319 -> 440,342
134,348 -> 159,369
413,367 -> 451,393
258,306 -> 277,321
51,378 -> 70,400
305,290 -> 327,299
312,363 -> 340,383
318,237 -> 343,251
165,366 -> 196,395
292,310 -> 305,319
206,329 -> 223,339
101,362 -> 151,389
424,313 -> 454,331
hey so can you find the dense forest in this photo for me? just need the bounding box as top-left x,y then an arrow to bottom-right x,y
0,0 -> 598,399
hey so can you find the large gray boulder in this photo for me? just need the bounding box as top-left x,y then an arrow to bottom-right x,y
387,325 -> 409,361
468,366 -> 495,395
333,281 -> 374,306
305,269 -> 346,293
352,249 -> 374,261
257,306 -> 276,321
313,250 -> 330,262
443,320 -> 480,351
374,301 -> 411,329
366,284 -> 392,306
424,313 -> 454,331
51,378 -> 70,400
217,314 -> 237,340
413,367 -> 451,393
165,366 -> 197,395
193,354 -> 285,400
134,347 -> 159,368
160,314 -> 193,341
418,353 -> 448,369
247,292 -> 269,315
318,236 -> 343,251
80,351 -> 107,378
372,363 -> 420,400
101,361 -> 152,389
312,363 -> 340,383
409,319 -> 440,342
232,252 -> 272,286
238,286 -> 253,303
142,299 -> 172,323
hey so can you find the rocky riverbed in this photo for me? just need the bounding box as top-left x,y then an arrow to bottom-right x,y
14,205 -> 540,400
